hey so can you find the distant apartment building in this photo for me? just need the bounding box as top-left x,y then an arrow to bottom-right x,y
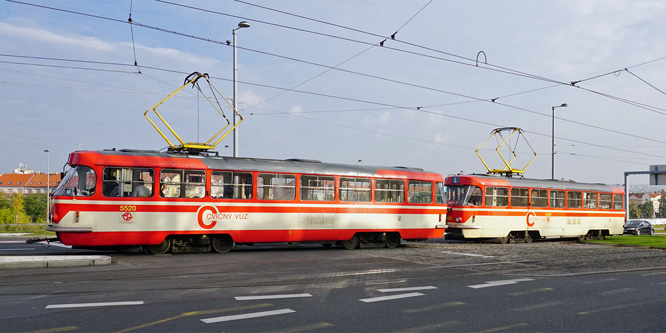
0,173 -> 61,195
629,192 -> 665,217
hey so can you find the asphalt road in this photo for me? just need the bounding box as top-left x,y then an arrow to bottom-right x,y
1,238 -> 666,332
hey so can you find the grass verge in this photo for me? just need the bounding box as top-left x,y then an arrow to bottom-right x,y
586,235 -> 666,248
0,224 -> 55,236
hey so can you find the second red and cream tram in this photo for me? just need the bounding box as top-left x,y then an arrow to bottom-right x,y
444,174 -> 625,243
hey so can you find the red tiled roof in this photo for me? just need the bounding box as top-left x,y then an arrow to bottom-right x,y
0,173 -> 61,188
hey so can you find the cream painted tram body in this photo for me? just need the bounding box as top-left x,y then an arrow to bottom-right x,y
444,174 -> 624,243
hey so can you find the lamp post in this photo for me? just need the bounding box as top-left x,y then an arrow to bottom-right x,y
43,149 -> 50,223
232,20 -> 251,158
551,103 -> 567,180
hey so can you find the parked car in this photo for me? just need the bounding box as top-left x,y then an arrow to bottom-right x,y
623,220 -> 654,235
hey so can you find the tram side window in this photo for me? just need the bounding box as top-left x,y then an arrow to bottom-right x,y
613,194 -> 623,210
160,169 -> 205,198
54,166 -> 96,197
511,188 -> 529,207
211,171 -> 253,199
531,189 -> 548,208
485,187 -> 508,207
257,174 -> 296,200
408,180 -> 432,204
103,167 -> 154,197
584,192 -> 598,209
301,175 -> 335,201
339,177 -> 371,202
435,182 -> 445,204
550,190 -> 566,208
599,193 -> 612,210
375,179 -> 404,203
567,191 -> 582,208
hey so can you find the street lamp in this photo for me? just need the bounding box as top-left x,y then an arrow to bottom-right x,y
43,149 -> 50,223
232,20 -> 251,158
551,103 -> 567,180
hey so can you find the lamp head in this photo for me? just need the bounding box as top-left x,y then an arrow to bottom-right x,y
560,103 -> 568,107
238,21 -> 251,29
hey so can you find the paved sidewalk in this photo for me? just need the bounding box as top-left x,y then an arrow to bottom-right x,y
0,255 -> 112,269
0,233 -> 112,269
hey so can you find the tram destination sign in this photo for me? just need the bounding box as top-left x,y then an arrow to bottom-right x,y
650,165 -> 666,186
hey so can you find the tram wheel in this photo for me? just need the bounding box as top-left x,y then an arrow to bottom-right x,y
385,233 -> 401,249
145,238 -> 171,254
498,235 -> 510,244
342,234 -> 359,250
211,235 -> 233,254
578,234 -> 587,242
523,232 -> 533,243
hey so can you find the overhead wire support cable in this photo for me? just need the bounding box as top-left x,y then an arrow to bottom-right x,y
8,1 -> 666,152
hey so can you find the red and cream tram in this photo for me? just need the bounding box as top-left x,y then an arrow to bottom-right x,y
444,174 -> 625,243
46,149 -> 447,253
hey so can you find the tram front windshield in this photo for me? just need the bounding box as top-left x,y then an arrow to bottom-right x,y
446,185 -> 482,206
53,165 -> 96,197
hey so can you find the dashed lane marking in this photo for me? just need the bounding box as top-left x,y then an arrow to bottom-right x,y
600,288 -> 635,296
114,303 -> 272,333
508,287 -> 553,296
235,293 -> 312,300
402,302 -> 465,314
46,301 -> 143,309
512,301 -> 564,312
378,286 -> 437,293
25,326 -> 77,333
269,322 -> 334,333
442,251 -> 494,258
468,278 -> 534,289
473,323 -> 529,332
201,308 -> 295,324
360,292 -> 424,303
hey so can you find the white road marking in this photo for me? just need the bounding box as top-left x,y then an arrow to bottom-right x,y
201,308 -> 295,324
360,292 -> 424,303
468,278 -> 534,289
377,286 -> 437,292
442,251 -> 494,258
46,301 -> 144,309
235,293 -> 312,300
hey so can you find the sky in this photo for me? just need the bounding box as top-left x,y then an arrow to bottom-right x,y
1,0 -> 666,186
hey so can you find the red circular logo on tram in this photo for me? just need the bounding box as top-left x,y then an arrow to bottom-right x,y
526,211 -> 536,227
197,205 -> 218,229
122,212 -> 133,221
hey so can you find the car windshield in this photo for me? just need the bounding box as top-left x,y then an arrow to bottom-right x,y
625,221 -> 644,227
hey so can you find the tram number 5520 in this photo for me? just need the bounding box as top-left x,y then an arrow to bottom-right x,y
120,205 -> 137,212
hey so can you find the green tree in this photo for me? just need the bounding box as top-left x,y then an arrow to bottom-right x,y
657,196 -> 666,218
23,193 -> 47,223
639,201 -> 654,218
9,193 -> 29,224
0,192 -> 9,210
629,202 -> 639,219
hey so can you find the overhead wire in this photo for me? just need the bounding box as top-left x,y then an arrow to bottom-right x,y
5,1 -> 666,161
3,53 -> 666,159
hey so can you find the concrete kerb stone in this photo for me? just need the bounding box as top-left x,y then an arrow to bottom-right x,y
0,256 -> 112,269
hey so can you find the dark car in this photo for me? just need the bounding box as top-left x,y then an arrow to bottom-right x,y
623,220 -> 654,235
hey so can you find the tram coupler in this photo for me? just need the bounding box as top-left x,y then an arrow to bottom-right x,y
25,237 -> 59,245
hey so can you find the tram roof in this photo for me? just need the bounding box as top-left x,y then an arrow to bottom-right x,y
446,174 -> 621,192
71,149 -> 441,180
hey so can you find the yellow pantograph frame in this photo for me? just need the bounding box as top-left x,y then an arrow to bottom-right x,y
475,127 -> 536,175
144,72 -> 242,151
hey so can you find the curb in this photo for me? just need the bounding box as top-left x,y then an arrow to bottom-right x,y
0,256 -> 112,269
